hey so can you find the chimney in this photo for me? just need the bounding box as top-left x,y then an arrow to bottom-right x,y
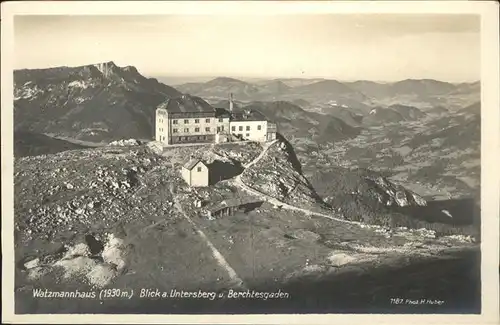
229,93 -> 234,112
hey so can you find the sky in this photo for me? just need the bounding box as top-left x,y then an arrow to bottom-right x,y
14,14 -> 480,82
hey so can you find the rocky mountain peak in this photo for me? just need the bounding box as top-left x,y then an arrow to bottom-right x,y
14,62 -> 181,142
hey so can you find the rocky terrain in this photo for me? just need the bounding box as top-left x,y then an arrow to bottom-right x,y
14,137 -> 479,314
12,63 -> 482,314
14,62 -> 181,142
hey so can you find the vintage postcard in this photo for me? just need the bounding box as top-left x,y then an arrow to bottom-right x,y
2,1 -> 499,324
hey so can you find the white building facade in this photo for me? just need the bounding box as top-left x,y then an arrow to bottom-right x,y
155,94 -> 276,145
182,159 -> 209,187
230,120 -> 268,142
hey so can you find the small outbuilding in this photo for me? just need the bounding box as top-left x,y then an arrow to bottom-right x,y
204,198 -> 264,219
181,158 -> 209,187
215,131 -> 231,144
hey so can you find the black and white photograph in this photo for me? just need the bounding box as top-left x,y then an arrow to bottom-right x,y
2,1 -> 499,324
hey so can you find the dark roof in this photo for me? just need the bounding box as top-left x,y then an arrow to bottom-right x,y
208,198 -> 261,212
214,107 -> 231,118
231,109 -> 268,122
183,158 -> 206,170
158,95 -> 215,113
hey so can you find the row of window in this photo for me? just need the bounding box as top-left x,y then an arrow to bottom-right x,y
177,135 -> 209,141
172,126 -> 227,133
231,125 -> 262,132
172,118 -> 224,124
163,133 -> 253,142
163,125 -> 262,134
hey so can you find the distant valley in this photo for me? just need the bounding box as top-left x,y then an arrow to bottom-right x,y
12,62 -> 481,314
13,62 -> 481,201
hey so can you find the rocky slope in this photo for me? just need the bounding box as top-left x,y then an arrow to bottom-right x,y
14,138 -> 479,314
240,135 -> 329,213
242,136 -> 479,237
14,62 -> 181,142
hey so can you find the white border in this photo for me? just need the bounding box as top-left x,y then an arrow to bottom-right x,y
2,2 -> 499,324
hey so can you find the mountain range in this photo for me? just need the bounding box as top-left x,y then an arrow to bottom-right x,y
13,62 -> 481,314
176,76 -> 480,110
13,61 -> 480,146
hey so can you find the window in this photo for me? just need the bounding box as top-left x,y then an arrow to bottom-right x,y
184,119 -> 189,124
217,127 -> 220,132
205,118 -> 210,123
173,120 -> 178,124
173,128 -> 178,133
195,119 -> 200,123
195,127 -> 200,132
184,128 -> 189,133
197,167 -> 202,172
218,118 -> 223,122
205,127 -> 210,132
246,133 -> 250,137
246,126 -> 250,131
257,125 -> 262,130
239,126 -> 243,131
231,126 -> 236,131
220,126 -> 224,131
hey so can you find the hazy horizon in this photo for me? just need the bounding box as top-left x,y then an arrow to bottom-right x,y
14,14 -> 480,83
150,75 -> 481,86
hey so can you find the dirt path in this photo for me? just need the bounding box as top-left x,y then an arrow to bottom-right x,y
242,140 -> 278,168
234,140 -> 370,228
172,199 -> 247,290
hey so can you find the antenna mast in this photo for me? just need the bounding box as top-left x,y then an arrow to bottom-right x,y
229,93 -> 234,112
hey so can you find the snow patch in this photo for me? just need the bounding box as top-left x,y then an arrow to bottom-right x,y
101,234 -> 126,271
26,234 -> 127,288
441,209 -> 453,218
443,234 -> 474,243
14,85 -> 43,101
327,252 -> 357,266
108,139 -> 140,147
68,80 -> 90,89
